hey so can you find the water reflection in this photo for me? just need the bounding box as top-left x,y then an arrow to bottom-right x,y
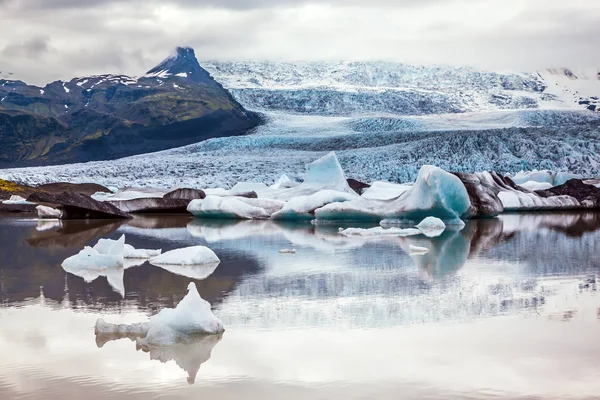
95,329 -> 222,385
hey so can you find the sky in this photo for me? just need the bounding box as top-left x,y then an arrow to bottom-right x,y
1,0 -> 599,85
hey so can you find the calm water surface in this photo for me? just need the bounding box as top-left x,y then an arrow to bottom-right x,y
0,213 -> 599,399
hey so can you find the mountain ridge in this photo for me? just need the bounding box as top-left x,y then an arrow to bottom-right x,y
0,47 -> 262,167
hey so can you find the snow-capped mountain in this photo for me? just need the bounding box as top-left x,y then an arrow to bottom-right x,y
0,47 -> 260,167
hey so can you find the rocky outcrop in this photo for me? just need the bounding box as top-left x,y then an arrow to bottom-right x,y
108,198 -> 190,214
453,172 -> 504,218
35,182 -> 111,196
347,178 -> 371,195
163,188 -> 206,200
27,192 -> 131,219
536,179 -> 600,208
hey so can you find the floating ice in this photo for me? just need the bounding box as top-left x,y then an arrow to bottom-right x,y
270,174 -> 299,190
511,170 -> 580,187
95,282 -> 224,345
315,165 -> 471,222
150,246 -> 220,266
62,235 -> 125,270
36,205 -> 61,219
415,217 -> 446,238
271,190 -> 356,220
187,196 -> 284,219
279,248 -> 297,254
361,181 -> 412,200
339,226 -> 421,237
2,195 -> 32,205
93,234 -> 161,259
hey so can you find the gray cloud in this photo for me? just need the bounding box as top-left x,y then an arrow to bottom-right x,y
0,0 -> 598,85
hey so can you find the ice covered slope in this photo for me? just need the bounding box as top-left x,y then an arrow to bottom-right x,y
202,61 -> 600,115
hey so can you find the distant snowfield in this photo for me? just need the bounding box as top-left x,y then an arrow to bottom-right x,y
2,62 -> 599,188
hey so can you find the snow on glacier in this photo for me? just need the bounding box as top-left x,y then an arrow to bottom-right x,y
1,62 -> 600,189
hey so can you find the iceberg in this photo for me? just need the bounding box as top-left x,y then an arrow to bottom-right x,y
187,196 -> 285,219
339,226 -> 421,237
150,246 -> 220,266
361,181 -> 412,200
415,217 -> 446,238
271,190 -> 356,220
94,235 -> 162,259
511,170 -> 580,187
315,165 -> 470,222
36,205 -> 61,219
2,195 -> 32,205
95,282 -> 224,344
62,235 -> 125,270
270,174 -> 299,190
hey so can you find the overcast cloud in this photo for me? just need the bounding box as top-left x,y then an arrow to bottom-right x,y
0,0 -> 599,85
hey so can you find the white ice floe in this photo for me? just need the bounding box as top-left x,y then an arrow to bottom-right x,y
361,181 -> 412,200
91,188 -> 168,201
62,235 -> 125,270
270,174 -> 298,190
511,170 -> 580,187
150,246 -> 220,266
2,195 -> 32,205
409,244 -> 429,254
518,181 -> 553,191
279,248 -> 297,254
338,226 -> 421,237
187,196 -> 285,219
415,216 -> 446,238
124,244 -> 162,259
95,282 -> 224,345
271,190 -> 356,220
93,235 -> 161,259
36,205 -> 61,219
315,165 -> 470,222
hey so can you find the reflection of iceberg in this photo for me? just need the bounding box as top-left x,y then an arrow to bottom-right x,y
402,229 -> 471,278
63,262 -> 127,297
151,262 -> 220,280
96,283 -> 224,341
36,219 -> 62,232
95,328 -> 222,385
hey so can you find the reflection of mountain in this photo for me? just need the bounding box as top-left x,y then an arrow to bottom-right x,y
26,219 -> 124,248
96,329 -> 222,385
0,218 -> 262,310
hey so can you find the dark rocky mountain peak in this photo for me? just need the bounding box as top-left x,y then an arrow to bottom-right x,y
146,46 -> 212,84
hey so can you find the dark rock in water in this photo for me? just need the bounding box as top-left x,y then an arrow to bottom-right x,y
108,198 -> 190,213
35,182 -> 111,196
27,192 -> 131,219
229,191 -> 258,199
536,179 -> 600,208
163,188 -> 206,200
0,203 -> 37,213
453,172 -> 504,218
347,178 -> 371,195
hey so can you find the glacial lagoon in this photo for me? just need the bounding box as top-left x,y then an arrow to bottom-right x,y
0,213 -> 599,399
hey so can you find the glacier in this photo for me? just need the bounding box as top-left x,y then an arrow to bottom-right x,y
0,62 -> 599,190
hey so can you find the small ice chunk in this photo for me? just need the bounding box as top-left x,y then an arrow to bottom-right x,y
270,174 -> 298,190
2,195 -> 32,205
279,248 -> 297,254
415,217 -> 446,238
271,190 -> 355,220
150,246 -> 220,266
124,244 -> 162,259
409,245 -> 429,255
62,235 -> 125,270
36,205 -> 61,219
339,226 -> 421,237
361,181 -> 412,200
